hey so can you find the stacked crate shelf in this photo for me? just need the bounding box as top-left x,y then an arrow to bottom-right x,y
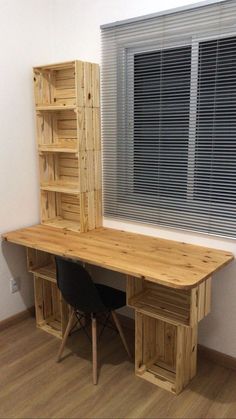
31,60 -> 101,337
127,276 -> 211,394
27,248 -> 68,338
33,60 -> 102,233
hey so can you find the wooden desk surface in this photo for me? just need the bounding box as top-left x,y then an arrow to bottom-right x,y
3,224 -> 233,289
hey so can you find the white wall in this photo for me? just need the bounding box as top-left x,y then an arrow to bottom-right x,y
0,0 -> 53,320
1,0 -> 236,358
50,0 -> 236,358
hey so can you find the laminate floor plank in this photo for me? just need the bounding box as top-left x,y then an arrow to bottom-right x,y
0,317 -> 236,419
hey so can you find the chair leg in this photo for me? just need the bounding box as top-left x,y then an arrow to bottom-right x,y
91,314 -> 98,385
57,309 -> 76,363
111,311 -> 132,360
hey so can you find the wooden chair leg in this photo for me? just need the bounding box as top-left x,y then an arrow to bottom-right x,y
57,309 -> 75,363
91,314 -> 98,385
111,311 -> 132,360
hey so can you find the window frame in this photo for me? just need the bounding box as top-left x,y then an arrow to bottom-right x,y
115,30 -> 236,231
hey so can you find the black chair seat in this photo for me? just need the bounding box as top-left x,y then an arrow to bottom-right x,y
95,284 -> 126,311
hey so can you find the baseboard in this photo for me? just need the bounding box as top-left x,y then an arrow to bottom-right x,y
117,313 -> 236,372
198,344 -> 236,371
0,306 -> 35,332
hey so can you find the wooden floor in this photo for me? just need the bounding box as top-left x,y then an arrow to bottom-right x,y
1,317 -> 236,419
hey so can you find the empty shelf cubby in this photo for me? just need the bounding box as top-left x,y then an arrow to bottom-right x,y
34,62 -> 77,109
36,109 -> 78,152
135,312 -> 197,394
39,152 -> 79,194
26,248 -> 69,339
127,276 -> 211,327
34,274 -> 69,339
41,191 -> 81,232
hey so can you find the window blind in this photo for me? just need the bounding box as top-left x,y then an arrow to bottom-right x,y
133,46 -> 192,199
101,0 -> 236,238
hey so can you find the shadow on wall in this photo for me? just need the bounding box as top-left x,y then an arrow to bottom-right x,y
0,240 -> 34,318
88,263 -> 135,319
198,259 -> 236,356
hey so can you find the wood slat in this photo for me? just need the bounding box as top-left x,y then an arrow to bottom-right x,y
40,183 -> 79,195
42,218 -> 80,232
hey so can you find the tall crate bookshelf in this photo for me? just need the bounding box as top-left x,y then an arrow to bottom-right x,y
33,60 -> 102,233
31,60 -> 101,338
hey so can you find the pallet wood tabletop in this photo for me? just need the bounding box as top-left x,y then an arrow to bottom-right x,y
2,224 -> 233,289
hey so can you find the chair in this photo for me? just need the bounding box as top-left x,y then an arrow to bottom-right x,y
55,256 -> 132,384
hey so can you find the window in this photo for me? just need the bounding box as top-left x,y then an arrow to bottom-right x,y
101,0 -> 236,238
133,46 -> 191,199
194,36 -> 236,206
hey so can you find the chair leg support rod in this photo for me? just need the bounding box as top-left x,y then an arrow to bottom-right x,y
92,314 -> 98,385
111,311 -> 132,360
57,310 -> 75,363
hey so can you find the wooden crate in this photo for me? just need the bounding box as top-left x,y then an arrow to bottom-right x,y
27,248 -> 69,338
33,60 -> 102,233
34,274 -> 69,339
39,152 -> 80,193
33,62 -> 77,108
33,60 -> 99,110
40,191 -> 81,232
127,276 -> 211,327
36,109 -> 78,152
135,312 -> 198,394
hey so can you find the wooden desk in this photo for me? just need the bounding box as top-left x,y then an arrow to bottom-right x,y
3,224 -> 233,394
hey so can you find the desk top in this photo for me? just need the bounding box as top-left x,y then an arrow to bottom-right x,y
3,224 -> 233,289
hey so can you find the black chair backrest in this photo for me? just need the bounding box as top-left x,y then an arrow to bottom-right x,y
55,257 -> 106,313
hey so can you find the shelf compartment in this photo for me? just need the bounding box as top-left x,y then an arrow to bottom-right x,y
34,274 -> 69,339
127,276 -> 211,326
43,217 -> 80,232
27,248 -> 70,339
41,191 -> 81,232
27,248 -> 55,274
34,62 -> 77,108
135,312 -> 197,394
127,277 -> 191,326
36,109 -> 78,151
30,263 -> 56,283
39,152 -> 79,192
129,289 -> 190,326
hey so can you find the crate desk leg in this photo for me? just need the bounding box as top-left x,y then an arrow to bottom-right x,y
34,276 -> 44,326
134,311 -> 198,395
175,324 -> 198,394
33,274 -> 69,339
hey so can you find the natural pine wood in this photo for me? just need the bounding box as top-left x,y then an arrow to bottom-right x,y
3,224 -> 233,393
57,310 -> 76,362
127,276 -> 212,327
1,317 -> 236,419
33,60 -> 102,233
92,315 -> 98,385
111,311 -> 132,360
3,224 -> 233,289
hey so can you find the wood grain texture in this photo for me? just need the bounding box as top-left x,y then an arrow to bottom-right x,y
3,224 -> 233,289
33,60 -> 102,233
1,317 -> 236,419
